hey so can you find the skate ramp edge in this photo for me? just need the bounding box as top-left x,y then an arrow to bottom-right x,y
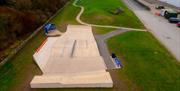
31,72 -> 113,88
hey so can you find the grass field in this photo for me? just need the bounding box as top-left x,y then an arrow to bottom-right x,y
77,0 -> 144,29
107,31 -> 180,91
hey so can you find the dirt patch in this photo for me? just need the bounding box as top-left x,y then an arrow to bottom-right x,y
57,23 -> 68,33
108,70 -> 139,91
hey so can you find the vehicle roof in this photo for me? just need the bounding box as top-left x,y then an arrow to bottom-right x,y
161,9 -> 177,13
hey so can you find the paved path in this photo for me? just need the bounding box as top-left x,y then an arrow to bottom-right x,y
123,0 -> 180,61
95,29 -> 130,69
72,0 -> 147,69
73,0 -> 146,31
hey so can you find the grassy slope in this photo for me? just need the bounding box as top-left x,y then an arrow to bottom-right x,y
0,31 -> 45,91
78,0 -> 144,29
107,31 -> 180,91
93,27 -> 115,35
50,0 -> 112,35
50,1 -> 80,32
51,2 -> 80,24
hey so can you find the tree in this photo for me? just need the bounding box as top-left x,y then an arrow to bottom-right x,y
0,0 -> 7,5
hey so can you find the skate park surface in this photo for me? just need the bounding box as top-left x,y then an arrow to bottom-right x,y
31,25 -> 113,88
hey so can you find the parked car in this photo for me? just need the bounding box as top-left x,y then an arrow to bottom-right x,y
155,5 -> 165,9
168,17 -> 180,23
177,22 -> 180,27
160,9 -> 173,16
164,10 -> 178,19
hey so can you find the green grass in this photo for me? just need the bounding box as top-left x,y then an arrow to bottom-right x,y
77,0 -> 144,29
107,31 -> 180,91
50,1 -> 80,32
0,31 -> 45,91
50,0 -> 113,35
51,2 -> 80,24
92,27 -> 114,35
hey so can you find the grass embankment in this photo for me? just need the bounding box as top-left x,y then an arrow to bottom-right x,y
77,0 -> 144,29
93,27 -> 115,35
107,31 -> 180,91
50,1 -> 80,32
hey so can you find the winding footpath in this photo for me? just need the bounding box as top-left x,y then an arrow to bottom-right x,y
72,0 -> 147,69
73,0 -> 146,31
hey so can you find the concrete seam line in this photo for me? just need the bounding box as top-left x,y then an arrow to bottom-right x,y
73,0 -> 146,31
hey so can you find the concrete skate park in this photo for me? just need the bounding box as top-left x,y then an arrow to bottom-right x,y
30,25 -> 113,88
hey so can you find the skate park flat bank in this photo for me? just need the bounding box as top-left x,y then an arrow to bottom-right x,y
31,25 -> 113,88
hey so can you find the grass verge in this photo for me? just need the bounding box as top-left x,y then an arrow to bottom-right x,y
50,1 -> 80,32
93,27 -> 115,35
77,0 -> 145,29
107,31 -> 180,91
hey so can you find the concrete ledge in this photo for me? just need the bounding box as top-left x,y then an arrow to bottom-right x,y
31,72 -> 113,88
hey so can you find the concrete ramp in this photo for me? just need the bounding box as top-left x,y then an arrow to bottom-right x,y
31,25 -> 113,88
31,72 -> 112,88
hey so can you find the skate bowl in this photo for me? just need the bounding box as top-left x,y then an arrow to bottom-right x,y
30,25 -> 113,88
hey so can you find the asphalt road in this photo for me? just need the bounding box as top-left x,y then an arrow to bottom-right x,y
95,29 -> 129,69
123,0 -> 180,61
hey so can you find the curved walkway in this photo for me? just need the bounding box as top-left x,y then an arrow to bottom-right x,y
73,0 -> 146,31
71,0 -> 148,69
95,29 -> 130,69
